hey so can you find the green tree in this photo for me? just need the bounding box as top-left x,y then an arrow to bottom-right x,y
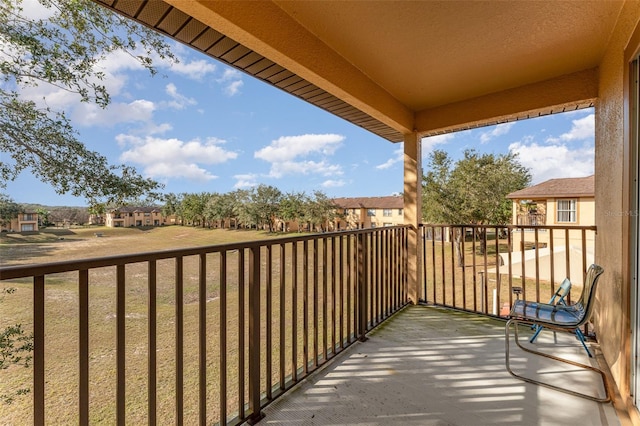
0,194 -> 20,228
181,192 -> 210,227
0,0 -> 177,205
250,184 -> 282,232
422,149 -> 531,264
304,190 -> 338,232
279,191 -> 308,232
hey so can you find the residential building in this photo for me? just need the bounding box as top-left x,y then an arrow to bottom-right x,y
105,207 -> 167,228
507,175 -> 595,249
0,212 -> 39,232
333,196 -> 404,230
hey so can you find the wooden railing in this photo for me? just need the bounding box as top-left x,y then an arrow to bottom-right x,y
516,213 -> 546,226
0,226 -> 409,425
419,224 -> 597,317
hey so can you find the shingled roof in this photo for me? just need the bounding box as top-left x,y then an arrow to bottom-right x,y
332,196 -> 403,209
506,175 -> 594,199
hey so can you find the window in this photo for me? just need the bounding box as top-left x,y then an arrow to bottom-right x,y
383,209 -> 392,217
556,199 -> 577,223
398,208 -> 403,216
344,208 -> 349,215
367,209 -> 376,216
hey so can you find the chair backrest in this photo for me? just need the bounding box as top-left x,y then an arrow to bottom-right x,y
550,278 -> 572,305
572,264 -> 604,326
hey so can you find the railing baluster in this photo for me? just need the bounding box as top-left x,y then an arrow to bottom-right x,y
346,236 -> 352,343
79,269 -> 89,426
279,244 -> 285,390
248,246 -> 263,424
461,227 -> 466,310
291,242 -> 298,381
34,275 -> 45,426
338,236 -> 344,350
451,227 -> 456,308
322,237 -> 328,360
116,264 -> 126,426
238,249 -> 246,419
431,226 -> 436,304
198,253 -> 207,425
266,246 -> 273,400
148,261 -> 157,426
175,257 -> 184,423
313,239 -> 319,367
549,229 -> 555,300
534,228 -> 540,301
331,237 -> 336,354
219,252 -> 227,424
303,240 -> 309,373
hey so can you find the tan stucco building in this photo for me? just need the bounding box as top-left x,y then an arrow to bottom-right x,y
105,207 -> 167,228
507,175 -> 595,250
333,196 -> 404,230
0,212 -> 39,233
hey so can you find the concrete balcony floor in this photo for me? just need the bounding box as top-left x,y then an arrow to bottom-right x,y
261,305 -> 621,426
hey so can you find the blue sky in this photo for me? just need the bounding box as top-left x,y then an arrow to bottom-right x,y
3,3 -> 595,207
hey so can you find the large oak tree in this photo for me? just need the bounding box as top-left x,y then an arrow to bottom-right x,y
0,0 -> 177,204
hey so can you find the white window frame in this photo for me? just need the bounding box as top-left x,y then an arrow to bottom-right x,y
556,199 -> 577,223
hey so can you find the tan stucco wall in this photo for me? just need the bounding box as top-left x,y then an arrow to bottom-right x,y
594,0 -> 640,400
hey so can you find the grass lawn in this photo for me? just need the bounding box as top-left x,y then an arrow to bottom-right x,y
0,225 -> 306,424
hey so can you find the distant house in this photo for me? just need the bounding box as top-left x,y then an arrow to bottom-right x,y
0,212 -> 39,232
105,207 -> 167,228
332,196 -> 404,230
506,175 -> 595,229
503,176 -> 595,281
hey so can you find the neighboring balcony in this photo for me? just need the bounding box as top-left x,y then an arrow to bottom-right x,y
516,213 -> 546,227
0,224 -> 613,425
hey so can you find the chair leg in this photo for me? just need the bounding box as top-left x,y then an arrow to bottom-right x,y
575,328 -> 593,358
505,319 -> 610,403
530,324 -> 543,343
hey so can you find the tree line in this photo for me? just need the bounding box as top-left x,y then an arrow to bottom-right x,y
162,185 -> 339,233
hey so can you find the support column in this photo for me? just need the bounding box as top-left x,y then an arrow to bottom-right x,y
404,132 -> 422,304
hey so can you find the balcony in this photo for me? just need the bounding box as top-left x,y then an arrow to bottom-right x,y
0,224 -> 617,424
516,214 -> 546,227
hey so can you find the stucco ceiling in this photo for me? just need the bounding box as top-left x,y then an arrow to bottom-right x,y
96,0 -> 624,142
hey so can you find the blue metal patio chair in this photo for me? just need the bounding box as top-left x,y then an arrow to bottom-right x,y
505,264 -> 609,402
528,278 -> 593,357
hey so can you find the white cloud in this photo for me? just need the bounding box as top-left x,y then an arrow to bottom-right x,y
163,83 -> 197,110
255,134 -> 344,162
321,179 -> 346,188
547,113 -> 594,144
169,58 -> 217,81
118,135 -> 238,181
422,133 -> 456,155
233,174 -> 259,189
376,147 -> 403,170
224,80 -> 244,96
217,68 -> 244,96
255,134 -> 344,178
73,99 -> 156,127
480,122 -> 515,143
509,141 -> 594,184
268,160 -> 342,179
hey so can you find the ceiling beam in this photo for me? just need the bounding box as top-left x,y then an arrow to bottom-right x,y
415,68 -> 599,136
165,0 -> 415,135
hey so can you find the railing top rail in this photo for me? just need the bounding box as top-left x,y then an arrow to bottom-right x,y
419,223 -> 597,231
0,225 -> 411,280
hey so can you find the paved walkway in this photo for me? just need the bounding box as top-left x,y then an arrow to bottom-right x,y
261,305 -> 621,426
